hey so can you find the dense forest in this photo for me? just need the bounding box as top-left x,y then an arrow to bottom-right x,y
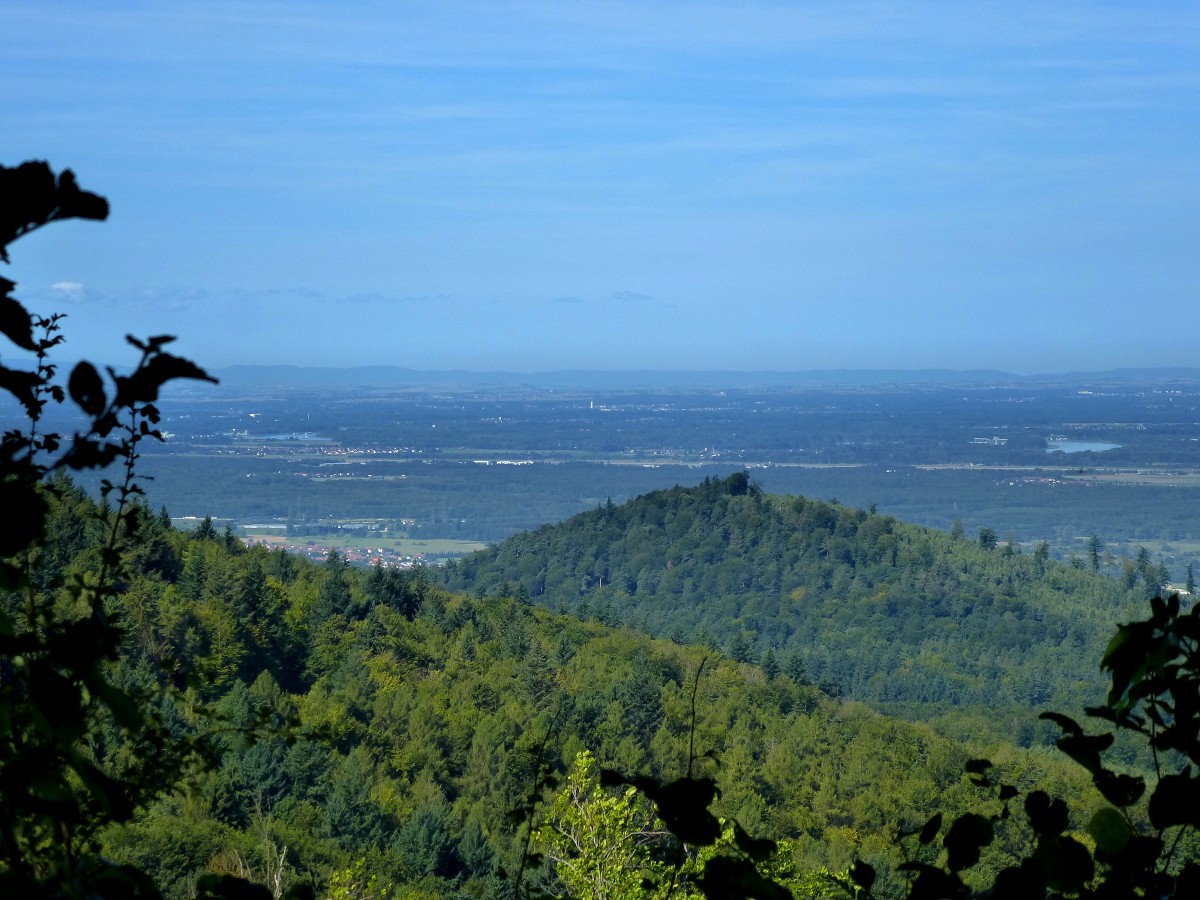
12,479 -> 1107,898
439,473 -> 1151,748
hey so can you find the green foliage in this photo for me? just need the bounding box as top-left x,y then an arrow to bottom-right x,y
440,475 -> 1146,745
535,750 -> 661,899
840,594 -> 1200,898
326,858 -> 392,900
11,474 -> 1111,898
0,162 -> 222,897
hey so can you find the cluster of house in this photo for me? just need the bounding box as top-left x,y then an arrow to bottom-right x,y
239,536 -> 425,568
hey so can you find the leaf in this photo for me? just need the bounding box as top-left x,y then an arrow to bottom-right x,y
1175,861 -> 1200,899
1087,807 -> 1131,854
194,873 -> 274,900
1092,768 -> 1145,808
1040,712 -> 1112,775
652,776 -> 722,846
0,294 -> 37,351
697,855 -> 791,900
82,860 -> 161,900
849,859 -> 876,892
1024,791 -> 1069,837
68,361 -> 107,417
918,812 -> 942,845
0,161 -> 108,251
943,813 -> 993,872
897,863 -> 968,900
1037,835 -> 1094,894
964,758 -> 993,787
599,768 -> 627,788
0,363 -> 42,417
112,349 -> 216,406
0,478 -> 48,556
59,435 -> 123,471
1148,771 -> 1200,830
54,169 -> 110,222
732,821 -> 777,861
990,859 -> 1047,897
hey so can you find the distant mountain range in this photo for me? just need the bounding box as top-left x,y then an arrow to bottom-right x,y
212,364 -> 1200,391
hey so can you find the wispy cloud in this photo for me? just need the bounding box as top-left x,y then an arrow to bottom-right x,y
50,281 -> 90,304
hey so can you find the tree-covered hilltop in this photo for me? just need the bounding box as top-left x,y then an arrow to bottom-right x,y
438,472 -> 1150,746
12,480 -> 1101,898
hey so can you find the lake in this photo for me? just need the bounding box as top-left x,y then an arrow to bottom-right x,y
1046,440 -> 1122,454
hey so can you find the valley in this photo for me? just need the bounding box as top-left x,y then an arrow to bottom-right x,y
113,368 -> 1200,578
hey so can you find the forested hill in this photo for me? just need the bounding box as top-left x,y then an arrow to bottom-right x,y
438,473 -> 1150,744
20,478 -> 1101,897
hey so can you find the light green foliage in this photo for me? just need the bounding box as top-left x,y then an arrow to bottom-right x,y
538,751 -> 843,900
326,858 -> 391,900
536,750 -> 662,899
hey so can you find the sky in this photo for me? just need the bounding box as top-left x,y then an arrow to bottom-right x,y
4,2 -> 1200,373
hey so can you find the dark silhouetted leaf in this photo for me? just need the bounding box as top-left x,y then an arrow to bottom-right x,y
732,821 -> 777,861
1038,835 -> 1094,894
112,350 -> 216,406
653,776 -> 722,846
697,855 -> 791,900
1025,791 -> 1069,837
54,170 -> 109,222
68,361 -> 106,417
0,363 -> 42,417
918,812 -> 942,845
990,859 -> 1046,898
943,813 -> 993,872
897,863 -> 968,900
849,859 -> 876,891
1088,807 -> 1131,854
0,479 -> 47,556
1148,771 -> 1200,830
0,294 -> 37,351
1040,712 -> 1112,775
1092,768 -> 1145,808
195,873 -> 274,900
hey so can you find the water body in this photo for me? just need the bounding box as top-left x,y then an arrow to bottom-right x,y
259,432 -> 332,442
1046,440 -> 1122,454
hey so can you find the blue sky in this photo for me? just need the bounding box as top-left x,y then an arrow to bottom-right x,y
5,2 -> 1199,372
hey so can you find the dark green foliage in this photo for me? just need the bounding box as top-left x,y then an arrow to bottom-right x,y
843,594 -> 1200,899
0,163 -> 218,897
440,475 -> 1146,743
760,647 -> 780,681
14,490 -> 1112,898
394,801 -> 465,880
